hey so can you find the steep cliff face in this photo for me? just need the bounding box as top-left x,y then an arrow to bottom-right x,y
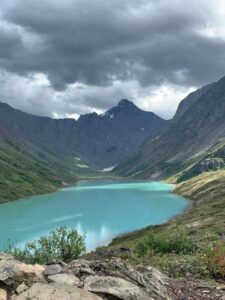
115,76 -> 225,179
0,100 -> 164,169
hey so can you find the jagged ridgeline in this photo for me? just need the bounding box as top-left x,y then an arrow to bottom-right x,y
115,76 -> 225,181
0,100 -> 164,201
0,99 -> 164,169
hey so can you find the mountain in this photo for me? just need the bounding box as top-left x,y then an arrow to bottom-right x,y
174,83 -> 215,120
0,118 -> 104,203
0,99 -> 164,169
115,76 -> 225,179
0,122 -> 61,203
0,99 -> 164,201
76,99 -> 164,168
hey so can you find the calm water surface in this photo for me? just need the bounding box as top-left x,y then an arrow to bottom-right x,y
0,180 -> 189,250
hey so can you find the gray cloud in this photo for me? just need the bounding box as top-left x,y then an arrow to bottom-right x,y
0,0 -> 225,117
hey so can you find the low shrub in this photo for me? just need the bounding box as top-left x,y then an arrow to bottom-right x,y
6,226 -> 86,264
135,230 -> 196,257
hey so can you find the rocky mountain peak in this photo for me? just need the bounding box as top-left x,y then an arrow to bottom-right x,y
104,99 -> 140,118
118,99 -> 135,107
0,100 -> 164,169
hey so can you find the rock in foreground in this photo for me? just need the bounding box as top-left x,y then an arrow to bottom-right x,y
0,253 -> 224,299
12,283 -> 103,300
0,253 -> 170,299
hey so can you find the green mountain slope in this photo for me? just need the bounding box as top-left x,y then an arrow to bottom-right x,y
0,139 -> 103,203
109,76 -> 225,281
107,170 -> 225,280
115,76 -> 225,180
111,169 -> 225,247
0,141 -> 61,203
0,121 -> 102,202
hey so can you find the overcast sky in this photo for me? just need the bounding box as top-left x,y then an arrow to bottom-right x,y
0,0 -> 225,119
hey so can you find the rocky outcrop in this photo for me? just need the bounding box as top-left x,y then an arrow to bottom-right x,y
0,253 -> 45,289
11,283 -> 103,300
83,275 -> 154,300
1,253 -> 224,299
0,253 -> 170,300
178,157 -> 225,182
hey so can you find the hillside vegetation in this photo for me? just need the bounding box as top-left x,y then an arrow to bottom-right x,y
115,76 -> 225,181
0,140 -> 102,203
0,141 -> 61,203
104,170 -> 225,281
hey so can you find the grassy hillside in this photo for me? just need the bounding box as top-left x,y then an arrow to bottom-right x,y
0,141 -> 105,203
29,144 -> 104,182
0,141 -> 61,203
101,170 -> 225,281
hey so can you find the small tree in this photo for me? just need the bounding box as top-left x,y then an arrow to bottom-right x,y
7,226 -> 86,264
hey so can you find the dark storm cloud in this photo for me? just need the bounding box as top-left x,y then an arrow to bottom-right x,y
0,0 -> 225,119
0,0 -> 224,91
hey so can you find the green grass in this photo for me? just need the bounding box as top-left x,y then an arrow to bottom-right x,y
0,141 -> 116,203
0,141 -> 62,203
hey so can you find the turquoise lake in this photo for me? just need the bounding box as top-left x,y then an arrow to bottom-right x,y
0,180 -> 189,250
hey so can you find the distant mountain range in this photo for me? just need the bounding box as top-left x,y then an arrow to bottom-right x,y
0,99 -> 164,201
116,76 -> 225,181
0,99 -> 164,169
2,74 -> 225,202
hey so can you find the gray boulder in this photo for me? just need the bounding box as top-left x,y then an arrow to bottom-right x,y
44,264 -> 62,276
70,258 -> 170,300
0,254 -> 45,288
48,273 -> 80,286
84,275 -> 153,300
11,283 -> 103,300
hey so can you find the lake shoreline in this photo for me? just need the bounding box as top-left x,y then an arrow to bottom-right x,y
108,184 -> 192,247
0,179 -> 188,251
0,175 -> 121,205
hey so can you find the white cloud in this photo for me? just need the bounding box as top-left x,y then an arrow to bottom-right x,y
0,0 -> 224,119
138,85 -> 197,119
0,69 -> 196,119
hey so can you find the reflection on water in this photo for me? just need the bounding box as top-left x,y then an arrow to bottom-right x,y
0,180 -> 189,250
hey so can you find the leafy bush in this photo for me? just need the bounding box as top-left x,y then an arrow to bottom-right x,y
203,242 -> 225,280
7,226 -> 86,264
135,230 -> 196,257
